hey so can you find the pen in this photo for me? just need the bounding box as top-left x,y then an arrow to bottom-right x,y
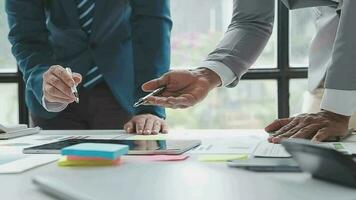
133,87 -> 165,107
65,67 -> 79,103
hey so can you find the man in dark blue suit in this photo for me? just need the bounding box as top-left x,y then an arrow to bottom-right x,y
6,0 -> 171,134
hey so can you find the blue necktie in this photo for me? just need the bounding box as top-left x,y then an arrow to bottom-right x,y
76,0 -> 103,89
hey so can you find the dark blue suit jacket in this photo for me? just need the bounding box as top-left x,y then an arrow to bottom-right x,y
6,0 -> 171,119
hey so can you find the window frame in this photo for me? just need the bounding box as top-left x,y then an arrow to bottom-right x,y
0,1 -> 307,124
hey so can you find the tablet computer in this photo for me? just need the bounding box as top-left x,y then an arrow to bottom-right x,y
282,138 -> 356,188
23,139 -> 201,155
227,157 -> 301,172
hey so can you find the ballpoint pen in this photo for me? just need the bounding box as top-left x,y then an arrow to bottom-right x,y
65,67 -> 80,103
133,87 -> 165,107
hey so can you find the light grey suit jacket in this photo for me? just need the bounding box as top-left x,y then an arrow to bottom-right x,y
205,0 -> 355,93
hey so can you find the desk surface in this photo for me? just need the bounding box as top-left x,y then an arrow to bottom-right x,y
1,129 -> 356,200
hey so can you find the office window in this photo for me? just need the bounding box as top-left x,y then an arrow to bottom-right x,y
0,84 -> 19,125
169,0 -> 308,129
167,80 -> 277,129
171,0 -> 277,70
289,79 -> 308,116
0,2 -> 16,72
289,8 -> 317,67
0,1 -> 22,126
0,0 -> 309,128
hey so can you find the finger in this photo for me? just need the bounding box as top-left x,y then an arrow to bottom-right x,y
274,119 -> 299,135
50,65 -> 75,87
145,97 -> 176,108
44,85 -> 74,103
167,96 -> 194,107
265,118 -> 294,133
161,121 -> 169,134
312,128 -> 330,142
124,121 -> 134,133
152,120 -> 161,135
143,118 -> 155,135
45,74 -> 74,98
271,123 -> 308,144
72,72 -> 82,85
142,74 -> 169,92
290,124 -> 325,139
44,90 -> 74,103
135,118 -> 146,135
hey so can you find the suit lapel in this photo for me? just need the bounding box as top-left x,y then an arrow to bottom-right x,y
60,0 -> 80,28
90,0 -> 109,42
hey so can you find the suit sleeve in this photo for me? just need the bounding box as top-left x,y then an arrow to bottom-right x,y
129,0 -> 172,118
321,0 -> 356,116
6,0 -> 57,105
202,0 -> 275,87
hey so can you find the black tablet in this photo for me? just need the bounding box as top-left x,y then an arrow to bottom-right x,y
282,138 -> 356,188
23,139 -> 201,155
227,157 -> 301,172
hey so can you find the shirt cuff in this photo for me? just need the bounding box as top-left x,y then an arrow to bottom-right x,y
201,61 -> 237,87
41,96 -> 68,112
320,89 -> 356,116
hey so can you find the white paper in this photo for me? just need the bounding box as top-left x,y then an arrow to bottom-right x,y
0,154 -> 59,174
189,138 -> 260,154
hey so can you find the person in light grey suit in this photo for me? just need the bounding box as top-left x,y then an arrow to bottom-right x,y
141,0 -> 356,142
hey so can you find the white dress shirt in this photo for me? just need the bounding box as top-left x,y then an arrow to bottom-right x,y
42,96 -> 68,112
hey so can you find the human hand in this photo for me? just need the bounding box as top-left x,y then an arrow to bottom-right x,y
265,110 -> 350,143
124,114 -> 168,135
141,69 -> 221,109
43,65 -> 82,103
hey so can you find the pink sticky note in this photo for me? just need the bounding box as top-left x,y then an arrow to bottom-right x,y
67,155 -> 121,162
135,155 -> 189,162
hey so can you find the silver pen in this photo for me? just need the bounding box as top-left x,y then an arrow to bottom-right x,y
133,87 -> 165,107
65,67 -> 79,103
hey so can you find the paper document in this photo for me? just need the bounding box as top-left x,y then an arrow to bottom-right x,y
198,154 -> 248,162
252,141 -> 356,158
190,139 -> 254,155
0,154 -> 59,174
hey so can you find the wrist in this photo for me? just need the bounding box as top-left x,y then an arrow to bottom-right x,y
321,109 -> 350,121
192,68 -> 222,89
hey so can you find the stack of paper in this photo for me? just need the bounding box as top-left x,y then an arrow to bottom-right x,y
58,143 -> 129,167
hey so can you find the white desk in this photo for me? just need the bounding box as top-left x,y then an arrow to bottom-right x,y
1,129 -> 356,200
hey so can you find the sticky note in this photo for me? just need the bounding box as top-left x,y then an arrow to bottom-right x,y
61,143 -> 129,160
127,134 -> 168,140
67,156 -> 116,161
198,154 -> 248,162
133,155 -> 189,162
58,156 -> 121,167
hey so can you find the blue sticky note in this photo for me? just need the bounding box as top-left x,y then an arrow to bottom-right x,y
61,143 -> 129,160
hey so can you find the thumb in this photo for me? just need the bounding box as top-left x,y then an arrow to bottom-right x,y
142,74 -> 169,92
72,73 -> 82,85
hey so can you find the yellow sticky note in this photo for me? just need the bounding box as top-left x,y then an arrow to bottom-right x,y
127,134 -> 168,140
58,156 -> 120,167
198,154 -> 248,162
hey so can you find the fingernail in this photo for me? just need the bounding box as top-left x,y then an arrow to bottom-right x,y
137,130 -> 143,134
144,130 -> 151,134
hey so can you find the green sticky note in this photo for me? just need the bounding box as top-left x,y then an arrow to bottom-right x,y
198,154 -> 248,162
127,134 -> 168,140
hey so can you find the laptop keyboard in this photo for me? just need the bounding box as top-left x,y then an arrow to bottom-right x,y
252,141 -> 291,158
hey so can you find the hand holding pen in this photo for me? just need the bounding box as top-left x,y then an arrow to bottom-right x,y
42,65 -> 82,104
134,87 -> 166,107
137,69 -> 221,109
